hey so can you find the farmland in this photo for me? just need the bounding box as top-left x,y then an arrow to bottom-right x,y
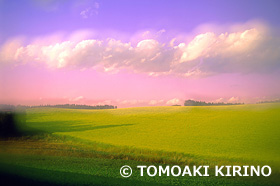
0,103 -> 280,185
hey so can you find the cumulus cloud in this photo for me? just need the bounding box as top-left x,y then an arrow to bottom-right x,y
166,98 -> 180,105
228,97 -> 240,103
1,22 -> 280,77
120,100 -> 145,105
149,100 -> 164,105
214,98 -> 224,103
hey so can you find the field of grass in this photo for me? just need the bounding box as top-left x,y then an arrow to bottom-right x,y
1,103 -> 280,185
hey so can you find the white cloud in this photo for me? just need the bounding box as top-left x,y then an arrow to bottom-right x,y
120,100 -> 144,105
97,100 -> 112,105
1,22 -> 280,77
156,29 -> 166,36
80,2 -> 99,19
166,98 -> 180,105
149,100 -> 164,105
179,32 -> 216,62
69,96 -> 84,102
214,98 -> 224,103
80,8 -> 90,19
228,97 -> 240,103
0,37 -> 25,65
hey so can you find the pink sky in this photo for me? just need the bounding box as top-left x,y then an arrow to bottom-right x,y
1,64 -> 279,108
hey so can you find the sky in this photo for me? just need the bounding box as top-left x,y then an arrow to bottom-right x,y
0,0 -> 280,107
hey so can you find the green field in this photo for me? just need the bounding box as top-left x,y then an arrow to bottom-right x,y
1,103 -> 280,185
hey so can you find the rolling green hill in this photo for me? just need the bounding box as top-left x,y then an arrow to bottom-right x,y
1,103 -> 280,185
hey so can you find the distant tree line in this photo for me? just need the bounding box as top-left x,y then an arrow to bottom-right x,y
0,104 -> 117,110
257,99 -> 280,104
184,100 -> 244,106
0,103 -> 118,138
0,104 -> 16,111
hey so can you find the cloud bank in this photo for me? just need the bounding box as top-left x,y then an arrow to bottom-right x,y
1,22 -> 280,77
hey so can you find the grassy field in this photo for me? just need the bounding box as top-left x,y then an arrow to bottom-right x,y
1,103 -> 280,185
